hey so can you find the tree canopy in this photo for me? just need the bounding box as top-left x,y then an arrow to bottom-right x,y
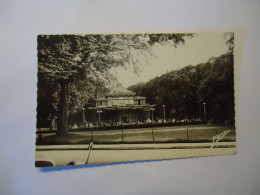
37,33 -> 193,133
128,52 -> 234,123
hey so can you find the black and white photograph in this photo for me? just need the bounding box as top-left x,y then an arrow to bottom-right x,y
3,1 -> 260,194
35,32 -> 236,167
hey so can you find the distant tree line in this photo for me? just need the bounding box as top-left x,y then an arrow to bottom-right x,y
128,52 -> 234,124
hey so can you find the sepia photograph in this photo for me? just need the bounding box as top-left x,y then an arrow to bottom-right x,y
35,32 -> 236,167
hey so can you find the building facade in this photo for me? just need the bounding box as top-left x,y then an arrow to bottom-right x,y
91,87 -> 152,124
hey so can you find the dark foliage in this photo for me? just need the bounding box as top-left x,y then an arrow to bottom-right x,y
37,33 -> 193,133
128,52 -> 234,124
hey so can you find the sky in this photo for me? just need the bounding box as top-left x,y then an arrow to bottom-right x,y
111,32 -> 229,88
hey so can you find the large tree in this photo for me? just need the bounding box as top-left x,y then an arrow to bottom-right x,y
37,33 -> 193,134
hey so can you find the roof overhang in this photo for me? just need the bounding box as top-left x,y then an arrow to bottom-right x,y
87,105 -> 152,111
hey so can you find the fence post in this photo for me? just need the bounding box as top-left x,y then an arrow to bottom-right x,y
122,129 -> 124,144
215,128 -> 217,148
152,128 -> 155,143
187,128 -> 189,141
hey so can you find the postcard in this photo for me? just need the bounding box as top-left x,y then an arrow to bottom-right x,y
36,32 -> 236,167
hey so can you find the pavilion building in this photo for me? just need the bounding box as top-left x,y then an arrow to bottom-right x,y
90,87 -> 152,124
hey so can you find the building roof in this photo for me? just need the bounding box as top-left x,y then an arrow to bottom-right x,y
88,104 -> 152,111
134,96 -> 146,100
96,97 -> 107,101
107,86 -> 135,97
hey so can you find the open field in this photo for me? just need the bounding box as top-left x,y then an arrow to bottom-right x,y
36,124 -> 236,145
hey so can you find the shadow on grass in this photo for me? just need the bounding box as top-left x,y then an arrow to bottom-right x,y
36,133 -> 90,145
36,129 -> 236,145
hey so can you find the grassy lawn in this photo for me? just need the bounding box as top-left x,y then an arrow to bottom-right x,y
36,124 -> 236,145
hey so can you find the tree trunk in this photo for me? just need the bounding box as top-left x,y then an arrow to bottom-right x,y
57,80 -> 69,135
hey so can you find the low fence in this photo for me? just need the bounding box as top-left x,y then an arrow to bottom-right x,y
69,121 -> 205,132
36,121 -> 204,134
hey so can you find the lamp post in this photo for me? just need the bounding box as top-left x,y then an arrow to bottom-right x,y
97,109 -> 102,126
150,107 -> 155,123
163,104 -> 166,123
82,107 -> 85,127
203,102 -> 207,122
